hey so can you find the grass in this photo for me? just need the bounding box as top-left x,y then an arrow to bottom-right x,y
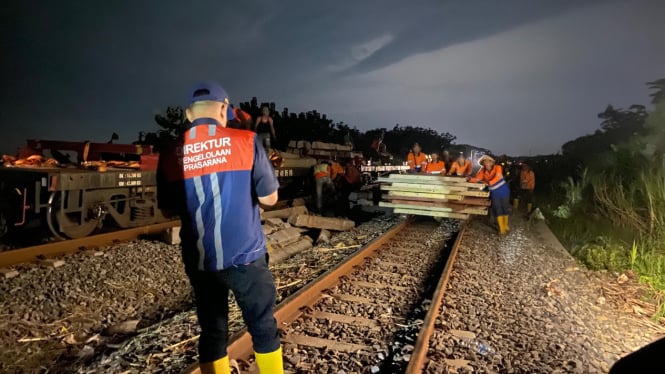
539,177 -> 665,321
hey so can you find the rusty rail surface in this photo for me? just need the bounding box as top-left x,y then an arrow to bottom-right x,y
0,220 -> 180,268
405,222 -> 467,373
183,218 -> 412,374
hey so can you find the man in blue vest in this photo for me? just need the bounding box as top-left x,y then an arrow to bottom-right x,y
157,81 -> 283,374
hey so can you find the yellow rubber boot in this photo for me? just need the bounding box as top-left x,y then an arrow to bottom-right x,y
527,203 -> 533,214
512,198 -> 519,210
496,216 -> 505,235
504,215 -> 510,232
200,356 -> 231,374
255,346 -> 284,374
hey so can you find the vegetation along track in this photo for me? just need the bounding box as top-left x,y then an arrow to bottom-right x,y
184,217 -> 464,374
0,220 -> 179,268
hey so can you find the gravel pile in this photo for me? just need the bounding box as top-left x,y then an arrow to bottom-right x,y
0,240 -> 192,373
75,215 -> 401,374
425,217 -> 665,373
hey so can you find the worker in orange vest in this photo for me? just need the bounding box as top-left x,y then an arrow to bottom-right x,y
469,155 -> 511,235
425,153 -> 446,174
407,143 -> 427,173
338,160 -> 362,214
448,152 -> 473,177
514,163 -> 535,213
329,160 -> 344,182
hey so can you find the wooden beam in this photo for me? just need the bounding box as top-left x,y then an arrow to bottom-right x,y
381,185 -> 489,197
393,208 -> 470,219
379,202 -> 488,215
381,194 -> 491,206
387,199 -> 474,211
377,181 -> 468,192
380,175 -> 485,189
386,191 -> 464,201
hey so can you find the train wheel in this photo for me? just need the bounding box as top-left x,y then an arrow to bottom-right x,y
46,192 -> 100,239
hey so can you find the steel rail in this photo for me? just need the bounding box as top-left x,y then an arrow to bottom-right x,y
183,218 -> 412,374
405,222 -> 467,373
0,220 -> 180,268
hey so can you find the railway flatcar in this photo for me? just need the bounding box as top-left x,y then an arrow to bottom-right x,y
0,140 -> 169,240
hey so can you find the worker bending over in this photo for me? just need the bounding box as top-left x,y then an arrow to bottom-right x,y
469,155 -> 511,235
313,160 -> 335,213
425,153 -> 446,174
448,153 -> 473,177
329,159 -> 344,182
515,163 -> 535,213
407,143 -> 427,173
338,160 -> 362,214
157,82 -> 283,374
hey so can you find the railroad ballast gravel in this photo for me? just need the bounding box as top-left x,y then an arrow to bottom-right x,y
425,218 -> 665,374
75,215 -> 400,374
0,240 -> 192,373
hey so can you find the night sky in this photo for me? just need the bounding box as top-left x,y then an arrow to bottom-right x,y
2,0 -> 664,156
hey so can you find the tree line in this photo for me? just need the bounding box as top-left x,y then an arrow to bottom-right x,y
140,98 -> 457,159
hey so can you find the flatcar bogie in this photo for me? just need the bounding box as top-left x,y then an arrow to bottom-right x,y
0,167 -> 169,241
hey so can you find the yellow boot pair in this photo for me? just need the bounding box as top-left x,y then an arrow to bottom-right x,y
496,215 -> 510,235
200,347 -> 283,374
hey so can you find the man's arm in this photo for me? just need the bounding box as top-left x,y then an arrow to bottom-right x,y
252,135 -> 280,206
269,118 -> 276,139
259,191 -> 278,206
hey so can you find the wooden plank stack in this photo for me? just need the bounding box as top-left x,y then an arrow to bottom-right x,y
378,174 -> 491,219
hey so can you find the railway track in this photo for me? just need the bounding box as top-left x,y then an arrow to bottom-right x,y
0,220 -> 179,268
184,217 -> 465,374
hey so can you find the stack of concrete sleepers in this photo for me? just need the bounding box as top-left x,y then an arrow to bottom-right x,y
378,173 -> 491,219
287,140 -> 363,159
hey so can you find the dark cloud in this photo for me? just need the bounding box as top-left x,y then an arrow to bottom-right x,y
1,0 -> 664,155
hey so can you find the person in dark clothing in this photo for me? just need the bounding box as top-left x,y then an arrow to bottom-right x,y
254,106 -> 276,151
157,82 -> 283,374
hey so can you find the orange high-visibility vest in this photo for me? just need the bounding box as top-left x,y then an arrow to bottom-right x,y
313,163 -> 330,180
407,152 -> 427,171
425,160 -> 446,174
448,159 -> 472,176
330,162 -> 344,180
470,165 -> 506,190
520,170 -> 535,190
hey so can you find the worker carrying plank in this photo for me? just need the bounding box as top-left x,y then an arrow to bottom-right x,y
407,142 -> 427,173
469,155 -> 511,235
157,81 -> 283,374
448,152 -> 473,177
425,152 -> 446,174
